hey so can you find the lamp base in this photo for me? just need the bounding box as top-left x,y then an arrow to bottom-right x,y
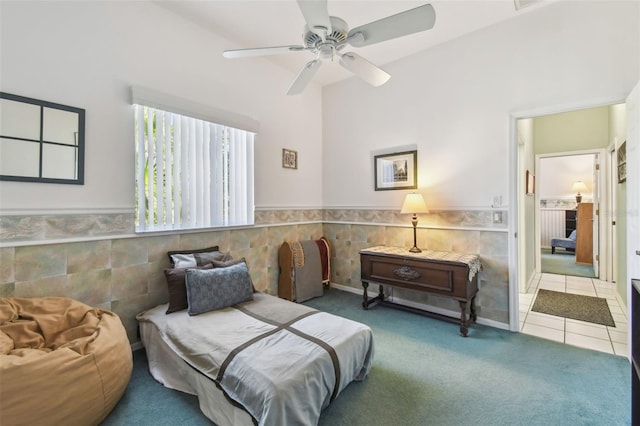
576,194 -> 582,203
409,246 -> 422,253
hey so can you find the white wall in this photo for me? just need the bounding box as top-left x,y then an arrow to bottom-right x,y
539,155 -> 595,201
0,1 -> 323,213
322,1 -> 639,210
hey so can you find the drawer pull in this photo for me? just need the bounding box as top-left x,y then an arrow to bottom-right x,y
394,266 -> 421,281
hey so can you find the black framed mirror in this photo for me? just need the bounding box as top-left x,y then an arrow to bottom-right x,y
0,92 -> 85,184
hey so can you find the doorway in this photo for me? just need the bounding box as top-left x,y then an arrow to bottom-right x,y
510,102 -> 627,356
537,152 -> 599,279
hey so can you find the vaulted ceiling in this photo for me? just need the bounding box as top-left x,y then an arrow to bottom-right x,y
156,0 -> 556,87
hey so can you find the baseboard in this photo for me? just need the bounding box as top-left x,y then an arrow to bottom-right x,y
328,282 -> 510,331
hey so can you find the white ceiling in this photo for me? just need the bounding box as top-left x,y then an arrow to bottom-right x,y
156,0 -> 555,87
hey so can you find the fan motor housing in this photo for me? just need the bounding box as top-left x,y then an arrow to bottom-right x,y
303,16 -> 348,49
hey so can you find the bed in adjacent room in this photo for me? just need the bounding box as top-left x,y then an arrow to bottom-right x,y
137,246 -> 374,426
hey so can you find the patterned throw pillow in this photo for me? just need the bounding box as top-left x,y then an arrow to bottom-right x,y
185,262 -> 254,316
164,264 -> 214,314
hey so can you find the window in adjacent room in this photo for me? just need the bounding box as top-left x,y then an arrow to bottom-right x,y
133,89 -> 256,232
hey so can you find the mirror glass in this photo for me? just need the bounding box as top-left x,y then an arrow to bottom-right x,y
0,92 -> 85,184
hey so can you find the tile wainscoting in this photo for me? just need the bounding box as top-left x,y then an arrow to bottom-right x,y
0,207 -> 509,344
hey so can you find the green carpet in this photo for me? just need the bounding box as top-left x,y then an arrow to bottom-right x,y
102,289 -> 631,426
532,289 -> 616,327
541,248 -> 595,278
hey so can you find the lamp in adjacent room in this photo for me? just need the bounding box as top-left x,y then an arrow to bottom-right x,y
572,181 -> 588,203
400,193 -> 429,253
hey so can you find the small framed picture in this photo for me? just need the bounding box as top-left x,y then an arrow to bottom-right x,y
526,170 -> 535,195
282,149 -> 297,169
617,141 -> 626,183
374,150 -> 417,191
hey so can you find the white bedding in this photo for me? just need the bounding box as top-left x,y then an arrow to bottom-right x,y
137,292 -> 374,426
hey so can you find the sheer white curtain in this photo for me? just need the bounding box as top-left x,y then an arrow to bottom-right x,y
134,105 -> 255,232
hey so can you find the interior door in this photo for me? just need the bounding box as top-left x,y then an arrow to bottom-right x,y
592,154 -> 600,277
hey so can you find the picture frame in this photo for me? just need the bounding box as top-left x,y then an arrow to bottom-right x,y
525,170 -> 535,195
282,148 -> 297,169
374,150 -> 417,191
617,141 -> 626,183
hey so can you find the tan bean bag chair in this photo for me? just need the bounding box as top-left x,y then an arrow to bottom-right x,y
0,297 -> 132,426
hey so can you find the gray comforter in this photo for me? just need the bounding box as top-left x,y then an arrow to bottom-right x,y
137,292 -> 374,425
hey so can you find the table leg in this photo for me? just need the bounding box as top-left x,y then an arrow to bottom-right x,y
459,300 -> 469,337
362,281 -> 369,309
469,295 -> 477,323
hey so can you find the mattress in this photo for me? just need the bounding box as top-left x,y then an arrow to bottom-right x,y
139,317 -> 254,425
137,292 -> 374,426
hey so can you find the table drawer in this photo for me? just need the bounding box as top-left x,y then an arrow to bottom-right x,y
361,254 -> 474,299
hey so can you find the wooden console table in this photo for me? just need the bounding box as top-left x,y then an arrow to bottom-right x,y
360,246 -> 481,337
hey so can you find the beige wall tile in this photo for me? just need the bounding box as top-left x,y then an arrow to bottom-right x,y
111,294 -> 151,344
15,275 -> 67,298
146,234 -> 180,264
111,264 -> 149,300
451,230 -> 480,254
67,269 -> 111,306
179,231 -> 230,252
0,216 -> 46,241
385,226 -> 412,247
423,229 -> 454,251
479,231 -> 509,256
67,240 -> 111,274
15,244 -> 66,281
0,247 -> 15,284
0,283 -> 15,297
111,238 -> 148,268
148,261 -> 169,300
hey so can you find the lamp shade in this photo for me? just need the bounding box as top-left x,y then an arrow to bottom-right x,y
401,193 -> 429,214
571,181 -> 588,192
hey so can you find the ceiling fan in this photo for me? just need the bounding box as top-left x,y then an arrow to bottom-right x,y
223,1 -> 436,95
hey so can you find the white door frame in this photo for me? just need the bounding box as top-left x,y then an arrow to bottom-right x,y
606,143 -> 618,284
508,96 -> 624,331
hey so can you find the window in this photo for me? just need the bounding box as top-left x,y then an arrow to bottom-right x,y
133,96 -> 255,232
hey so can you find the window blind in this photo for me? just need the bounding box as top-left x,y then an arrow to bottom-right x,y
134,104 -> 255,232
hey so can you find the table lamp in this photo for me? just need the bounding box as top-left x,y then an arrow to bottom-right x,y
401,193 -> 429,253
572,181 -> 587,203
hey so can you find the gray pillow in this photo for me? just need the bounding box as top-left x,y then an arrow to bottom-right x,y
185,262 -> 254,315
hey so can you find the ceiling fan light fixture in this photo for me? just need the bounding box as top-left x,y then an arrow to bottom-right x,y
223,0 -> 436,94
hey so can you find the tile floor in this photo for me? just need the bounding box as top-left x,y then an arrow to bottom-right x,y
519,272 -> 629,357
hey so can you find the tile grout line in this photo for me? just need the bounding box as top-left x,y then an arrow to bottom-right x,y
521,273 -> 625,356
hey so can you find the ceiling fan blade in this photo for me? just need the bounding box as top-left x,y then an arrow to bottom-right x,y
223,45 -> 305,59
297,0 -> 332,36
348,4 -> 436,48
286,59 -> 322,95
339,52 -> 390,87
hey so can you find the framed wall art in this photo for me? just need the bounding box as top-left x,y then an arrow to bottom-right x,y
282,148 -> 297,169
617,141 -> 626,183
374,150 -> 417,191
526,170 -> 535,195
